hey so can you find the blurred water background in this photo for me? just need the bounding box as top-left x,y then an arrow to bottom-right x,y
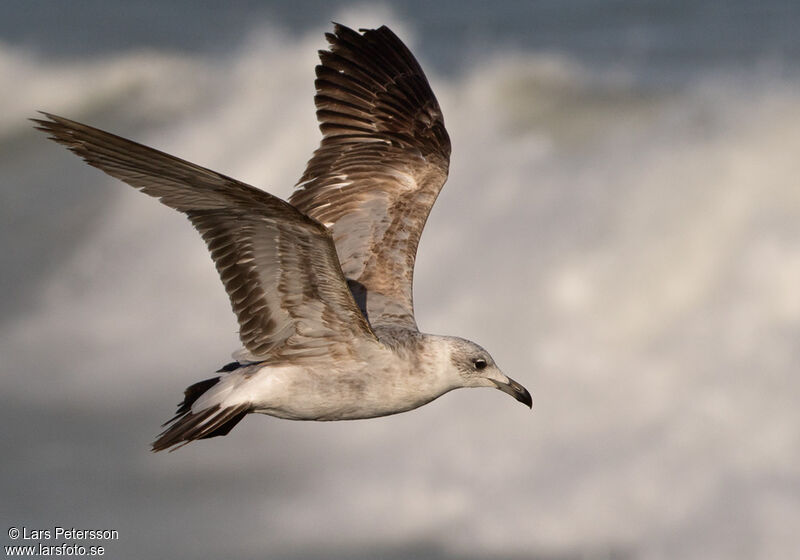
1,1 -> 799,558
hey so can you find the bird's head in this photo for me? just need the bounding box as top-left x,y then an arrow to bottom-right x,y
443,337 -> 532,408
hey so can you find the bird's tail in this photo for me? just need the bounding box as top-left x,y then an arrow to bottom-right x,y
151,376 -> 250,452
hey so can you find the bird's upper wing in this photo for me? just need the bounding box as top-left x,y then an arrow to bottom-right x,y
34,113 -> 376,362
289,24 -> 451,330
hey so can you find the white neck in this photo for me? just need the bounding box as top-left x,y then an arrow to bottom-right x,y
419,334 -> 464,393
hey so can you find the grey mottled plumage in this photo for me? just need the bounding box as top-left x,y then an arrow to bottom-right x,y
33,23 -> 531,453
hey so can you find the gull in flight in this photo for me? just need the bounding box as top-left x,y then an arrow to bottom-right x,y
34,23 -> 532,452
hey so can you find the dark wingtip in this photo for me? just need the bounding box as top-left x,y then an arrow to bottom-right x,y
30,112 -> 82,145
30,111 -> 56,132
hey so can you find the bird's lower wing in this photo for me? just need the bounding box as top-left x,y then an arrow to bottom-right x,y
34,113 -> 376,360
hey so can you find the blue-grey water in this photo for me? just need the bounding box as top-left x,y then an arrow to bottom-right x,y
2,2 -> 799,559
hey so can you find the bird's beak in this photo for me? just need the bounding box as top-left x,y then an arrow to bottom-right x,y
491,375 -> 533,408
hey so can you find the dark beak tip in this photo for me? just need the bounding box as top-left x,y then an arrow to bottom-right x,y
519,389 -> 533,409
510,381 -> 532,409
492,378 -> 533,409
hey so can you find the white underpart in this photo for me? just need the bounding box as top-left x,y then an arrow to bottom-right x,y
191,337 -> 474,421
191,365 -> 297,412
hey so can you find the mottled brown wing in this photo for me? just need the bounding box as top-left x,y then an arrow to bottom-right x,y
289,24 -> 451,330
34,113 -> 376,361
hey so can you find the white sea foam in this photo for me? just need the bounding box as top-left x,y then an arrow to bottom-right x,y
1,16 -> 799,560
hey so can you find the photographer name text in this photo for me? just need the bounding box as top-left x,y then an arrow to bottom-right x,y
8,528 -> 117,542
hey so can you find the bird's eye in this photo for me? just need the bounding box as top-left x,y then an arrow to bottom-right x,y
474,358 -> 487,370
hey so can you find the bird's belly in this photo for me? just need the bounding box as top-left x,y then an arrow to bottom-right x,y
246,365 -> 436,421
